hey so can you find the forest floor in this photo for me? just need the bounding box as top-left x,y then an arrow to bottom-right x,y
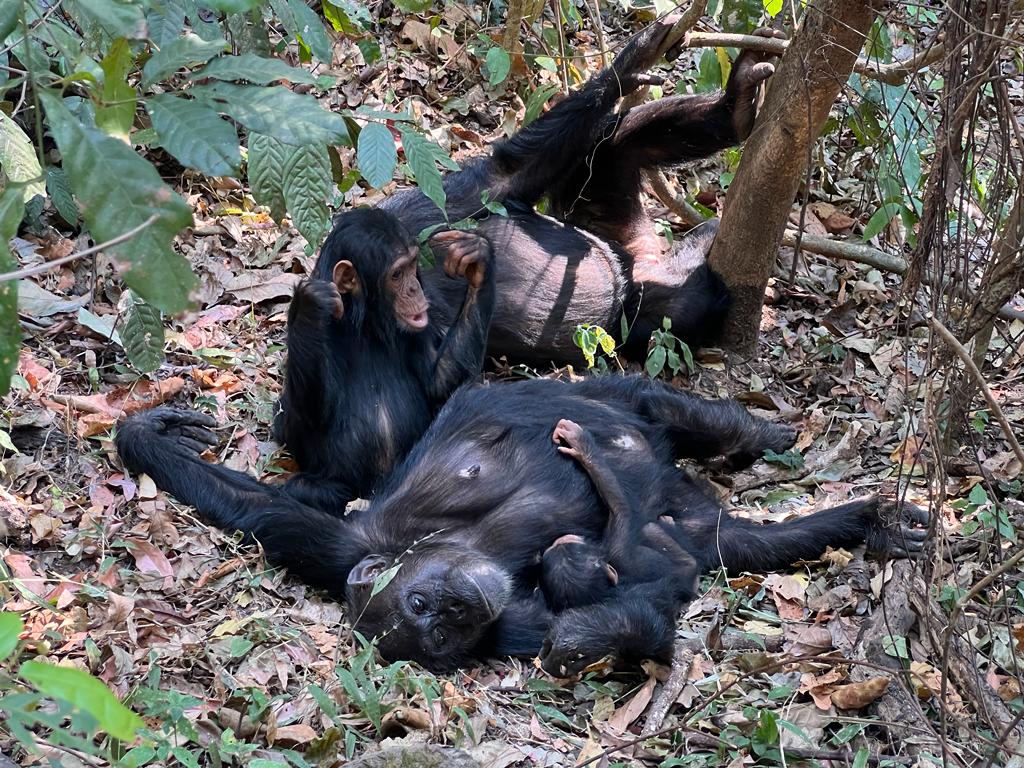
3,8 -> 1024,768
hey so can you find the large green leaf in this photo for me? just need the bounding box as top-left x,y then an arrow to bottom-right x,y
146,94 -> 241,176
0,611 -> 23,662
40,91 -> 196,313
282,143 -> 331,245
120,290 -> 164,372
0,111 -> 44,201
194,53 -> 316,84
20,660 -> 144,741
485,46 -> 510,86
0,187 -> 22,396
398,127 -> 447,216
191,82 -> 349,146
356,122 -> 396,189
97,38 -> 136,141
141,34 -> 228,88
0,2 -> 20,42
146,0 -> 187,47
70,0 -> 147,40
247,132 -> 288,222
45,167 -> 79,225
269,0 -> 334,64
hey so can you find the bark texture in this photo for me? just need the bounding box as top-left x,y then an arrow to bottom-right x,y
707,0 -> 883,356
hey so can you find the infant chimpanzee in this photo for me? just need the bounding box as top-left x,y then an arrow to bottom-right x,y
541,419 -> 700,611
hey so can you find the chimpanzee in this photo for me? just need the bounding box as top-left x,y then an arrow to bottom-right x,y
271,210 -> 494,510
360,18 -> 786,366
540,419 -> 698,612
116,376 -> 929,675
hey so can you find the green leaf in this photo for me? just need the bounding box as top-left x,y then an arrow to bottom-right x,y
0,612 -> 23,662
121,290 -> 165,372
194,53 -> 316,84
146,94 -> 241,176
485,46 -> 511,86
203,0 -> 261,10
523,84 -> 559,127
861,203 -> 898,242
852,748 -> 869,768
356,122 -> 396,189
0,111 -> 45,201
45,167 -> 78,224
645,345 -> 666,378
398,127 -> 447,216
40,91 -> 196,313
97,39 -> 137,141
142,34 -> 228,88
20,659 -> 144,740
269,0 -> 334,65
392,0 -> 431,11
0,2 -> 19,42
968,483 -> 988,507
248,132 -> 289,222
0,186 -> 23,396
72,0 -> 147,40
762,0 -> 783,16
370,563 -> 401,598
192,82 -> 349,146
283,143 -> 332,245
146,0 -> 187,47
881,634 -> 909,660
763,448 -> 804,470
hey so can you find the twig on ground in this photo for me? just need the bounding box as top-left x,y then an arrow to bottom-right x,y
640,647 -> 694,737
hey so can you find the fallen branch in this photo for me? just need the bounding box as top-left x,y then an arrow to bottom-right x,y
685,32 -> 946,86
0,215 -> 159,283
640,647 -> 694,737
927,314 -> 1024,468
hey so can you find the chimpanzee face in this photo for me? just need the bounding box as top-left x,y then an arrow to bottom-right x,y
386,248 -> 429,332
345,549 -> 512,669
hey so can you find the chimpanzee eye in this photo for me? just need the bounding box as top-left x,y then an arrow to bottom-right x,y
391,269 -> 402,281
409,593 -> 427,613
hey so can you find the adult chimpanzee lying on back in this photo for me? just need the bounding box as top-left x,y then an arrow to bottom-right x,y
271,211 -> 494,510
540,419 -> 699,612
116,376 -> 928,676
366,17 -> 782,365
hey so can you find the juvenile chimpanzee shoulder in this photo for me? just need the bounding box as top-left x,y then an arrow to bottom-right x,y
118,375 -> 929,676
272,208 -> 496,513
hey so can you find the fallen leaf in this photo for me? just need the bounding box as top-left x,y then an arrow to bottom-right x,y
3,550 -> 47,596
607,672 -> 657,733
270,723 -> 317,746
124,538 -> 175,589
830,676 -> 889,709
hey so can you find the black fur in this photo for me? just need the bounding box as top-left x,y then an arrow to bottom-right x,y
116,377 -> 928,675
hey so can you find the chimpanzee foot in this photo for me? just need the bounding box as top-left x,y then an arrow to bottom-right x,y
721,419 -> 798,471
865,498 -> 930,558
609,14 -> 684,91
118,407 -> 218,456
725,28 -> 787,140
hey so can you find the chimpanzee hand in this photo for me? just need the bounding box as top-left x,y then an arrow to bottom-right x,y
552,419 -> 595,461
719,418 -> 798,471
863,498 -> 930,558
724,28 -> 786,141
291,279 -> 344,323
539,608 -> 618,678
608,14 -> 684,93
430,230 -> 491,292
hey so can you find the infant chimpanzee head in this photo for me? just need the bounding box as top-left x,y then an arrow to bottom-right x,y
540,534 -> 618,612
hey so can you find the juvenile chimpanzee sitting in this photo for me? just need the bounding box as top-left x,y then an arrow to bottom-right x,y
272,210 -> 494,510
540,419 -> 698,612
355,18 -> 783,365
116,376 -> 929,676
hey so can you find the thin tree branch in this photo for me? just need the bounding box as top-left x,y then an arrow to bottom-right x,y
684,32 -> 946,85
926,314 -> 1024,469
0,215 -> 160,283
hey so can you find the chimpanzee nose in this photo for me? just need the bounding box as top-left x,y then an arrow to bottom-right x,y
442,600 -> 467,623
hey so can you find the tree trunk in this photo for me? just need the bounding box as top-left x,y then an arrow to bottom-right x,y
707,0 -> 883,356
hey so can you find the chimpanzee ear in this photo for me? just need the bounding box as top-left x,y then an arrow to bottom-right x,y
332,260 -> 360,295
604,563 -> 619,586
347,554 -> 390,588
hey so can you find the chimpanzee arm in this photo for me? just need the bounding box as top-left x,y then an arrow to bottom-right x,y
480,592 -> 554,658
539,584 -> 678,677
425,231 -> 496,403
489,17 -> 682,207
116,407 -> 368,595
276,280 -> 343,447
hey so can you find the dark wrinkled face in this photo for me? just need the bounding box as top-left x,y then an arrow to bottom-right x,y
346,549 -> 512,670
540,535 -> 618,612
386,249 -> 429,332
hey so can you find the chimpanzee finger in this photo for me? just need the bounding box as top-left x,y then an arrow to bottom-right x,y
904,503 -> 929,526
898,527 -> 930,542
178,424 -> 219,445
633,73 -> 665,87
746,62 -> 775,84
165,409 -> 217,428
177,436 -> 214,453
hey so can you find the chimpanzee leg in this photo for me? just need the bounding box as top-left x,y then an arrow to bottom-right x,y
683,497 -> 931,574
574,376 -> 795,467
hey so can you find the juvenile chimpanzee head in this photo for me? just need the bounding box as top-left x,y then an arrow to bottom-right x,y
344,545 -> 513,670
313,209 -> 430,337
540,534 -> 618,612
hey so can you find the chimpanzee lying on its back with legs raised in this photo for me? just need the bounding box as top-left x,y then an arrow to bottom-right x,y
116,376 -> 928,676
540,419 -> 698,613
